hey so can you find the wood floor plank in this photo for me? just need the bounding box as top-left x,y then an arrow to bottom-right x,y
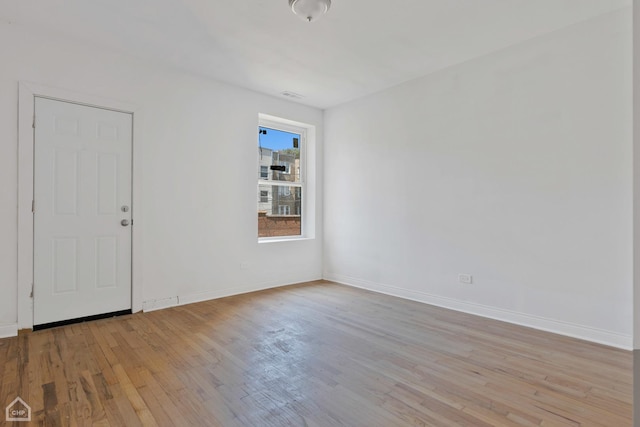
0,281 -> 631,426
111,364 -> 158,426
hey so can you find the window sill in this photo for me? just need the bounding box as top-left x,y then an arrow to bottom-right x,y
259,236 -> 314,244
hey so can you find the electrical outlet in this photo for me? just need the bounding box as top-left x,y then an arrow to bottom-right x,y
458,274 -> 473,284
240,262 -> 249,270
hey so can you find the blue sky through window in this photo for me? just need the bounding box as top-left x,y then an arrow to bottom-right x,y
259,127 -> 300,151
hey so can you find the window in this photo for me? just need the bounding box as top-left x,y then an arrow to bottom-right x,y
278,205 -> 291,215
258,116 -> 310,239
278,186 -> 291,197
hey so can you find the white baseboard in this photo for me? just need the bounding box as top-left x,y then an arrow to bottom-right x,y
141,276 -> 323,313
324,272 -> 632,350
179,276 -> 322,306
0,324 -> 18,339
142,296 -> 179,312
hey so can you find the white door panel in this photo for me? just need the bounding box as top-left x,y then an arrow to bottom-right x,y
34,97 -> 132,325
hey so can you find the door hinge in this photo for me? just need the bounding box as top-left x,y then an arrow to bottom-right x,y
30,284 -> 34,298
32,200 -> 35,213
32,115 -> 35,129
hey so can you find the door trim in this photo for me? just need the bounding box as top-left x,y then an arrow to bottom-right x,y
18,81 -> 144,329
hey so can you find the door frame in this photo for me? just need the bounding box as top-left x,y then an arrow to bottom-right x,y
18,81 -> 144,329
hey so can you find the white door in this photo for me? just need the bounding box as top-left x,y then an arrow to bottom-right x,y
33,97 -> 133,326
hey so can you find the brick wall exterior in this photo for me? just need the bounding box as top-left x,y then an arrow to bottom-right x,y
258,211 -> 301,237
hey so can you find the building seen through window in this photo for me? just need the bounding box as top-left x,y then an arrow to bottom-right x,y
258,125 -> 303,238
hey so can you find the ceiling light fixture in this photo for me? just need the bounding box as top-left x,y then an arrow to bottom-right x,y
289,0 -> 331,22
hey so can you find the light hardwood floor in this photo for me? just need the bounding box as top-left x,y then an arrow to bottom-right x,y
0,281 -> 632,426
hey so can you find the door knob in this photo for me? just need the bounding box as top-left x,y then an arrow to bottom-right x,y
121,219 -> 130,226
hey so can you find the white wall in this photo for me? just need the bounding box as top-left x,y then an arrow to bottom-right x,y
0,23 -> 323,335
633,0 -> 640,420
324,9 -> 632,348
634,0 -> 640,350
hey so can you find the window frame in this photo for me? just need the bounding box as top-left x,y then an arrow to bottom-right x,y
258,115 -> 311,242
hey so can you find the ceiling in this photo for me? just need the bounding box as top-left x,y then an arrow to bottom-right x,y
1,0 -> 631,109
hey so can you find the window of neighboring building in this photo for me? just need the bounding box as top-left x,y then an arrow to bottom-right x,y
258,115 -> 311,240
278,186 -> 291,197
278,205 -> 291,215
260,165 -> 269,179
